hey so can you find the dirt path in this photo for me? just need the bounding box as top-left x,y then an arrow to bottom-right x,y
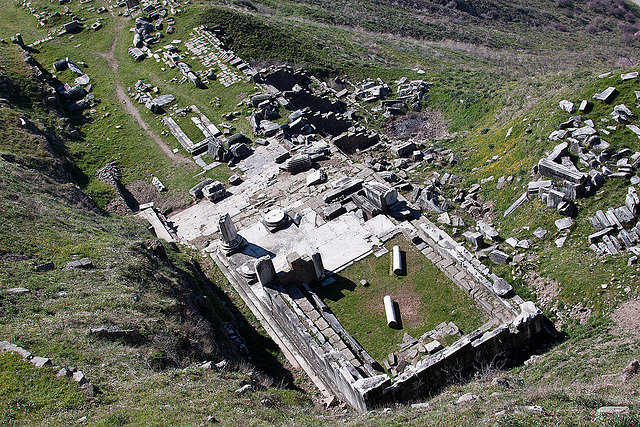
96,15 -> 195,168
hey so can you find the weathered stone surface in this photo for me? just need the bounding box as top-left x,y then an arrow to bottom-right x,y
533,228 -> 548,239
425,340 -> 443,354
29,356 -> 52,368
596,406 -> 629,416
456,393 -> 480,405
463,231 -> 485,250
555,217 -> 573,230
57,367 -> 71,377
6,287 -> 30,294
579,100 -> 589,111
189,178 -> 214,199
254,256 -> 277,287
228,174 -> 242,186
488,250 -> 509,265
593,86 -> 617,102
66,258 -> 93,269
528,180 -> 554,197
477,221 -> 499,241
588,227 -> 614,244
411,402 -> 430,409
559,100 -> 576,113
323,203 -> 346,220
235,384 -> 253,395
513,301 -> 542,328
81,382 -> 96,398
362,181 -> 398,212
34,262 -> 54,272
323,177 -> 362,203
504,193 -> 528,217
538,158 -> 587,184
558,200 -> 577,217
492,278 -> 513,297
622,359 -> 639,383
306,169 -> 327,186
72,371 -> 87,385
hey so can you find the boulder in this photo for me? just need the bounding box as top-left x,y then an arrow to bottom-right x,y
456,393 -> 480,405
596,406 -> 630,416
492,278 -> 514,297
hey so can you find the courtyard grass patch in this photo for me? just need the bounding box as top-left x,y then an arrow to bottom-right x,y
316,235 -> 487,363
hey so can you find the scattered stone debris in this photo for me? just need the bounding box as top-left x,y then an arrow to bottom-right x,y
1,341 -> 95,400
96,162 -> 122,185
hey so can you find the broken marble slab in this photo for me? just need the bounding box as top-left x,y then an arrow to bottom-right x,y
555,217 -> 573,231
593,86 -> 616,102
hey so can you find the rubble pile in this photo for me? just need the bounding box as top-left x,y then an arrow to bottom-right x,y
384,323 -> 460,376
587,186 -> 640,256
96,162 -> 122,185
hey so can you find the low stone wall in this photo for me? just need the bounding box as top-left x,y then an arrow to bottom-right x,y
370,302 -> 550,405
212,202 -> 554,411
412,217 -> 521,323
213,252 -> 387,411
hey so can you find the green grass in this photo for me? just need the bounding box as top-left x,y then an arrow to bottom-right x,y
2,0 -> 640,423
316,236 -> 487,363
0,352 -> 86,426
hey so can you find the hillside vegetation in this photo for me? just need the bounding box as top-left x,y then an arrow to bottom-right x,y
0,0 -> 640,425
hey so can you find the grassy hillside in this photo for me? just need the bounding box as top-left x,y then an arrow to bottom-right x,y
0,47 -> 317,425
0,0 -> 640,424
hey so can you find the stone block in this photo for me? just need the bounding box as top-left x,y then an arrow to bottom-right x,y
476,221 -> 499,241
533,228 -> 547,239
323,203 -> 345,220
596,406 -> 629,416
488,250 -> 509,265
555,217 -> 573,230
29,356 -> 51,368
593,86 -> 617,102
34,262 -> 54,272
425,340 -> 443,354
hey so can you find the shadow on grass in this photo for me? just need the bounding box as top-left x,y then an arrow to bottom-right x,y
190,259 -> 301,391
392,300 -> 403,329
314,274 -> 357,303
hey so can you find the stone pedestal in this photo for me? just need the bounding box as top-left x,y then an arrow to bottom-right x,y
263,209 -> 290,232
218,213 -> 246,255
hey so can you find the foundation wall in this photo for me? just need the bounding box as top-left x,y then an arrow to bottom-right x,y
212,214 -> 553,411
